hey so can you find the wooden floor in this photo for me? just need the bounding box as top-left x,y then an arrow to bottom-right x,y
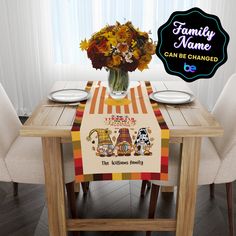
0,180 -> 235,236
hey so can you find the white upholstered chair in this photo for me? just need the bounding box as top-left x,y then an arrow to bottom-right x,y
143,73 -> 236,236
0,83 -> 77,218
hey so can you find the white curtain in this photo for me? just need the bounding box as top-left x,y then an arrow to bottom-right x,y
50,0 -> 195,65
190,0 -> 236,110
0,0 -> 235,115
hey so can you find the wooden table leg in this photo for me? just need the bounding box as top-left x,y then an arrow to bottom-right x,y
161,186 -> 174,193
74,182 -> 80,193
42,137 -> 67,236
176,137 -> 201,236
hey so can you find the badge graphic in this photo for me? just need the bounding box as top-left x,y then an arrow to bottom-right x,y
156,7 -> 229,82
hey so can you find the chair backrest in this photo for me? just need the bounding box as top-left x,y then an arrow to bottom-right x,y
210,73 -> 236,160
0,83 -> 22,159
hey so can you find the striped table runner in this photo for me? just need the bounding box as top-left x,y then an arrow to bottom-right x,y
71,81 -> 169,182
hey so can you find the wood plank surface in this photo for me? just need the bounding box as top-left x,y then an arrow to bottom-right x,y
57,107 -> 76,126
67,219 -> 176,231
166,107 -> 188,126
20,125 -> 71,137
158,104 -> 174,127
180,108 -> 202,126
20,81 -> 223,138
42,107 -> 64,126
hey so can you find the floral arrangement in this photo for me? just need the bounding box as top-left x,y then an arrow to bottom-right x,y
80,21 -> 156,72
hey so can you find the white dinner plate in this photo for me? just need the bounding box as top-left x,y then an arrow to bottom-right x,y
48,89 -> 90,103
149,90 -> 195,104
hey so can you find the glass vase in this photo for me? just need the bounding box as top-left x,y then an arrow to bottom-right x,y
108,69 -> 129,100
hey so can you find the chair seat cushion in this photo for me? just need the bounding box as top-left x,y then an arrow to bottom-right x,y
0,159 -> 11,182
5,137 -> 75,184
151,137 -> 221,186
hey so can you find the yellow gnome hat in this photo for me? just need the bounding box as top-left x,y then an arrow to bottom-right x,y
87,129 -> 113,145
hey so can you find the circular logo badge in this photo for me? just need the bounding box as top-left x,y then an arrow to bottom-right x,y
156,7 -> 229,82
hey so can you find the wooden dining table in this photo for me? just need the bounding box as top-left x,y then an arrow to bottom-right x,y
20,80 -> 223,236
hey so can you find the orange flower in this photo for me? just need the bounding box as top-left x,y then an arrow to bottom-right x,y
144,42 -> 156,55
117,43 -> 129,53
116,26 -> 131,42
138,55 -> 152,71
97,39 -> 110,54
112,55 -> 122,66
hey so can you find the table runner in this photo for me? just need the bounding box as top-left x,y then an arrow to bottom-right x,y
71,81 -> 169,182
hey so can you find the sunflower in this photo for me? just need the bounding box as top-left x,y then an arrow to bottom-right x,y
80,39 -> 89,51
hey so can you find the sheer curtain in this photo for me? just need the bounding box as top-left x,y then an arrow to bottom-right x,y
190,0 -> 236,110
51,0 -> 195,65
0,0 -> 235,115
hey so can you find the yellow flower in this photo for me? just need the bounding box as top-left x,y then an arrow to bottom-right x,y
131,39 -> 137,48
133,49 -> 141,60
109,36 -> 117,47
102,31 -> 112,39
100,31 -> 118,47
80,39 -> 89,51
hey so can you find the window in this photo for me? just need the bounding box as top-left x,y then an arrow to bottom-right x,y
51,0 -> 196,65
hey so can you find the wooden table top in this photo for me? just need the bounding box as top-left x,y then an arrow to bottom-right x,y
20,81 -> 223,139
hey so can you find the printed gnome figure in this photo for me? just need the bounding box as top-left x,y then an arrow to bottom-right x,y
134,128 -> 152,156
115,128 -> 133,156
87,128 -> 114,157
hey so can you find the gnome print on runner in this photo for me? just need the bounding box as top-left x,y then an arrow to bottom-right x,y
115,128 -> 133,156
134,128 -> 152,156
87,129 -> 114,157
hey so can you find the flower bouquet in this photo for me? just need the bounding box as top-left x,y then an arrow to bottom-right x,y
80,21 -> 156,99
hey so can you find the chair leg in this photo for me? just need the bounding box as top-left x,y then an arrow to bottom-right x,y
148,184 -> 160,218
146,184 -> 160,236
13,182 -> 18,196
81,182 -> 89,194
210,183 -> 215,199
147,181 -> 151,189
226,182 -> 234,236
86,182 -> 90,190
65,182 -> 77,219
74,182 -> 80,198
141,180 -> 148,197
